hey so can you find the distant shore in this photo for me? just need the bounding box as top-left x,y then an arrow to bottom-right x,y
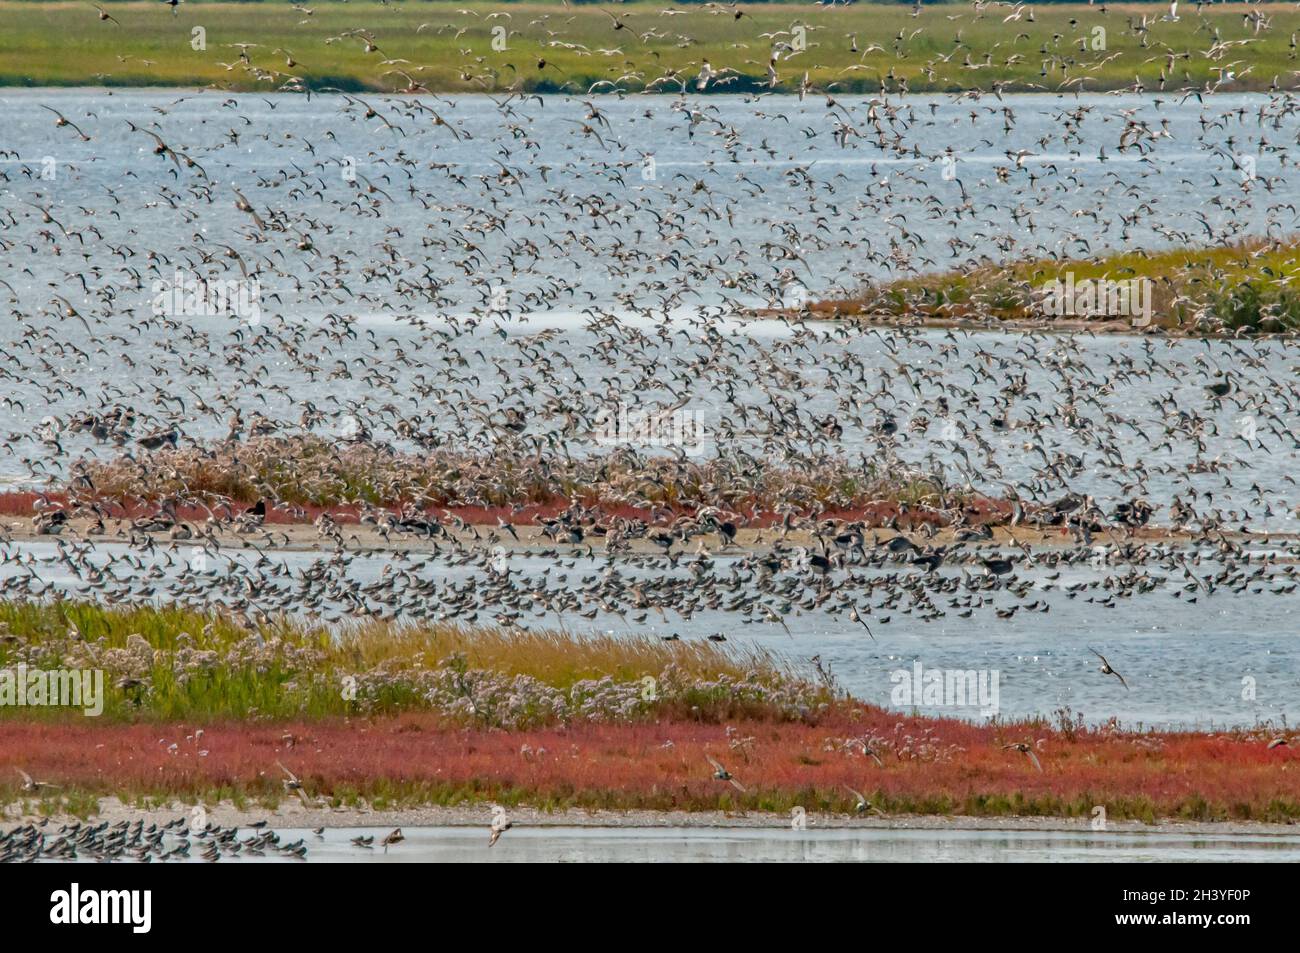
778,235 -> 1300,335
0,2 -> 1291,95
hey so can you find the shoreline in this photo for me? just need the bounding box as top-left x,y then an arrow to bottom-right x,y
748,306 -> 1300,338
3,2 -> 1291,97
748,310 -> 1269,337
2,84 -> 1287,99
8,800 -> 1300,836
1,512 -> 1285,552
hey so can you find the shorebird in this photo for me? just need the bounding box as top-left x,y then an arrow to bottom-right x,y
845,786 -> 885,815
706,754 -> 745,792
15,768 -> 59,792
276,761 -> 316,808
41,106 -> 91,141
381,827 -> 404,852
488,805 -> 512,847
1002,743 -> 1043,772
1089,648 -> 1130,690
92,3 -> 120,25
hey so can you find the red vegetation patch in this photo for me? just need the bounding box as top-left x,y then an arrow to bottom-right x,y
3,708 -> 1297,819
0,491 -> 46,518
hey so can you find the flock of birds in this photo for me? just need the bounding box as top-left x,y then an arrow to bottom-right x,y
4,761 -> 521,859
0,816 -> 310,863
0,4 -> 1298,842
0,804 -> 515,861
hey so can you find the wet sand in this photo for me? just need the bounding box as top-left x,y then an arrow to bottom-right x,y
0,514 -> 1282,554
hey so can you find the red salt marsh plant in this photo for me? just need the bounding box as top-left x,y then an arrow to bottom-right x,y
2,709 -> 1298,822
3,603 -> 1296,822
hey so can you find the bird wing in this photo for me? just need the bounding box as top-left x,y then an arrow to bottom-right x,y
705,754 -> 723,771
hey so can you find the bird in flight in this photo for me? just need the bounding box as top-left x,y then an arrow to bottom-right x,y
1089,648 -> 1130,690
1002,742 -> 1043,773
706,754 -> 746,791
41,105 -> 91,141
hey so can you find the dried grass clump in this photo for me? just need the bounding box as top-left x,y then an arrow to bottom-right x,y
75,436 -> 960,515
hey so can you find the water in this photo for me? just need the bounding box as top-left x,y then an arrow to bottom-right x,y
0,90 -> 1294,518
46,825 -> 1300,863
2,90 -> 1299,729
5,537 -> 1297,728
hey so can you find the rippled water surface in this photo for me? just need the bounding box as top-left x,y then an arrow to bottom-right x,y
40,825 -> 1300,863
5,539 -> 1297,728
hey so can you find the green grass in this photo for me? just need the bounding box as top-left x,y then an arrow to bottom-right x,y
0,599 -> 824,722
0,2 -> 1294,93
811,235 -> 1300,332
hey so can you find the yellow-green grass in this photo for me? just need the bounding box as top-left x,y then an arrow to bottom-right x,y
811,235 -> 1300,332
0,600 -> 823,722
0,2 -> 1295,93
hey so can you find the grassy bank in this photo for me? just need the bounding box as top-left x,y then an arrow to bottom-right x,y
0,2 -> 1293,93
1,601 -> 1298,822
0,600 -> 825,723
804,235 -> 1300,332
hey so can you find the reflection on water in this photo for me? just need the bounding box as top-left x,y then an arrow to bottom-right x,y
122,825 -> 1300,863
